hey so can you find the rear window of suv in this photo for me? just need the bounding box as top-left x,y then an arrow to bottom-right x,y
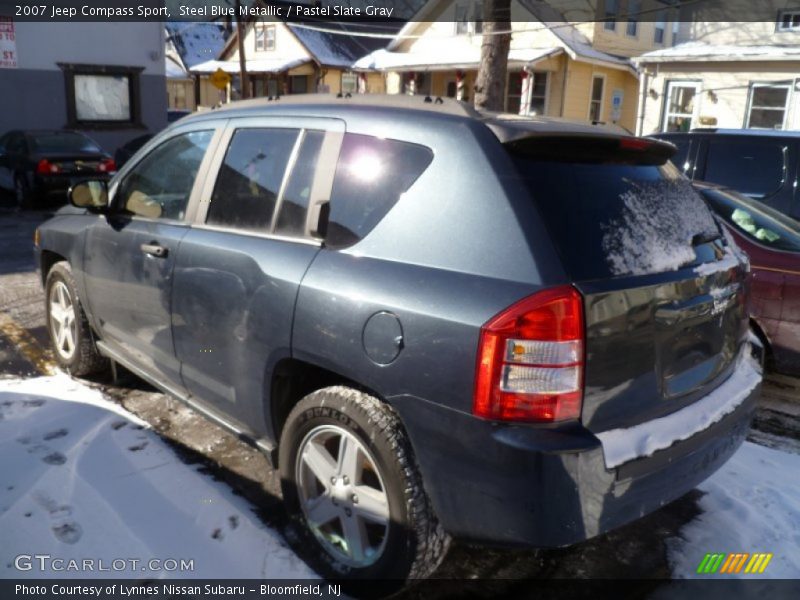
326,134 -> 433,249
703,139 -> 787,198
511,153 -> 720,281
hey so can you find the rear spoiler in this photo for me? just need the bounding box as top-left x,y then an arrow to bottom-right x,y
502,132 -> 677,166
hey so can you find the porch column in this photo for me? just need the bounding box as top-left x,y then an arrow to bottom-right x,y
456,70 -> 465,101
407,72 -> 416,95
519,69 -> 532,116
358,73 -> 367,94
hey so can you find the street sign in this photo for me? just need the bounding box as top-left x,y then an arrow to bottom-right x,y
210,68 -> 231,90
0,17 -> 17,69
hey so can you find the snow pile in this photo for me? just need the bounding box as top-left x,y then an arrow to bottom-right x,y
597,347 -> 761,469
0,375 -> 316,579
668,442 -> 800,578
602,178 -> 719,277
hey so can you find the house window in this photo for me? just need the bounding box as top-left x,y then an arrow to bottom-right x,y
589,75 -> 604,122
662,81 -> 700,132
59,63 -> 142,127
777,10 -> 800,31
290,75 -> 308,94
604,0 -> 618,31
255,24 -> 275,51
671,20 -> 680,45
508,72 -> 549,115
341,72 -> 358,94
626,0 -> 640,36
654,14 -> 666,44
746,84 -> 791,129
454,2 -> 482,35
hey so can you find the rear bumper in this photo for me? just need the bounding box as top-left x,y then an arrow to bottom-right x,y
392,352 -> 761,548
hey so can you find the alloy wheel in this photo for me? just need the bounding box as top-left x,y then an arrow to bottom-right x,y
49,280 -> 77,361
295,424 -> 391,568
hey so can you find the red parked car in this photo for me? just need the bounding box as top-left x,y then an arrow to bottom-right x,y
697,183 -> 800,375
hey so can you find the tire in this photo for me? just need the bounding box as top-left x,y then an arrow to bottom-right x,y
279,386 -> 450,585
45,262 -> 108,377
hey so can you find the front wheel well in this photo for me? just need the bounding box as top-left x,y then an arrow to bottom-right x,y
40,250 -> 67,286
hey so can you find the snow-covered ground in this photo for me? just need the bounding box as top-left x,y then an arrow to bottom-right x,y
1,372 -> 799,581
668,441 -> 800,578
0,373 -> 316,579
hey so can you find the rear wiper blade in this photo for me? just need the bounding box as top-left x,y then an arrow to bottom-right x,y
692,231 -> 720,246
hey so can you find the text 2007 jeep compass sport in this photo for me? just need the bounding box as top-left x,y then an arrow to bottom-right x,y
35,95 -> 762,583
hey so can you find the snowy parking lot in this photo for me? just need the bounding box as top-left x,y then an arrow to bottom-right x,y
1,209 -> 800,586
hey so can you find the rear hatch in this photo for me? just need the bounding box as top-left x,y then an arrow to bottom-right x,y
506,134 -> 750,434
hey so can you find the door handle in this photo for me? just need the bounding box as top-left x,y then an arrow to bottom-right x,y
141,243 -> 168,258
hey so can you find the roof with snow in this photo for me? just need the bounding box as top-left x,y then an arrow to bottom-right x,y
192,57 -> 310,74
287,22 -> 397,68
635,41 -> 800,64
166,21 -> 230,70
387,0 -> 633,73
354,47 -> 564,72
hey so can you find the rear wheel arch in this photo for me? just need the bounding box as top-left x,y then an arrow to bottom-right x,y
268,358 -> 388,444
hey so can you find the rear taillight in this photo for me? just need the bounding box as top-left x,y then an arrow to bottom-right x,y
98,158 -> 116,173
36,159 -> 60,175
473,285 -> 585,422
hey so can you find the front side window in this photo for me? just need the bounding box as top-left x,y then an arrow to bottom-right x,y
206,128 -> 299,232
326,134 -> 433,249
662,81 -> 699,132
703,140 -> 787,198
746,84 -> 790,130
116,130 -> 213,221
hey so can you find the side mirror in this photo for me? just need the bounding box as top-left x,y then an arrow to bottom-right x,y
69,180 -> 108,211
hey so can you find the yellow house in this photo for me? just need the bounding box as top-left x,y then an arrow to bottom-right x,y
353,0 -> 676,132
192,17 -> 385,99
165,22 -> 230,111
634,19 -> 800,134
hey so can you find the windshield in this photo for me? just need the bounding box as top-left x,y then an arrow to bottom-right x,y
29,132 -> 102,154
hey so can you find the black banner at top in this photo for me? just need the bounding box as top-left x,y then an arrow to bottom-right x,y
1,0 -> 799,23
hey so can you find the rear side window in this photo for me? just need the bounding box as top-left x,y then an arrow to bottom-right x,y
512,158 -> 719,280
701,188 -> 800,253
274,130 -> 325,238
326,134 -> 433,249
669,139 -> 690,174
207,128 -> 299,231
703,139 -> 786,198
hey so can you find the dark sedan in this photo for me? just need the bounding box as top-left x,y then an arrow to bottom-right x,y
697,182 -> 800,375
0,130 -> 115,209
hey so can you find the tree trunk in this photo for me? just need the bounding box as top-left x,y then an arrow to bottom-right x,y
235,0 -> 249,99
474,0 -> 511,112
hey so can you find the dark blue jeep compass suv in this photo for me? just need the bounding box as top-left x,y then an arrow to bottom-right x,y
34,95 -> 762,584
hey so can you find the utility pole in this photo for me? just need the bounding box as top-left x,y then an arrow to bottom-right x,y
235,0 -> 249,98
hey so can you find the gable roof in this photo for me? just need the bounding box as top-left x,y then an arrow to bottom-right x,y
387,0 -> 634,74
166,21 -> 229,70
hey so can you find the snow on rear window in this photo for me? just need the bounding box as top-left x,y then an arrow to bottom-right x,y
601,178 -> 719,277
